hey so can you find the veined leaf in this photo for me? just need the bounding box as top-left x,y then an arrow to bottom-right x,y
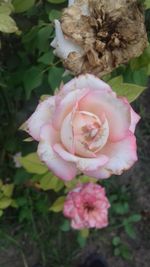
48,67 -> 64,91
0,2 -> 14,15
145,0 -> 150,9
23,66 -> 43,99
0,14 -> 18,33
39,173 -> 64,192
20,153 -> 48,174
49,9 -> 61,21
108,76 -> 145,102
49,196 -> 65,212
1,184 -> 14,197
12,0 -> 36,13
0,197 -> 12,209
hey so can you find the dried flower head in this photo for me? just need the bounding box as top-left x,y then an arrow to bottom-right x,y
51,0 -> 148,77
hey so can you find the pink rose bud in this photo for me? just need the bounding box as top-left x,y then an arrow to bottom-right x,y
24,74 -> 140,181
63,183 -> 110,229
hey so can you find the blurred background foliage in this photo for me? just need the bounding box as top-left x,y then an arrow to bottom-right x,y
0,0 -> 150,266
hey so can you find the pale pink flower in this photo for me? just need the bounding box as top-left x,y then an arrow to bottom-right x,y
24,74 -> 140,181
63,183 -> 110,229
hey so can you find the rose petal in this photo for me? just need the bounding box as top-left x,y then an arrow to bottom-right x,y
119,97 -> 140,133
60,112 -> 75,154
62,73 -> 112,95
84,132 -> 137,179
53,88 -> 89,130
51,20 -> 83,59
53,143 -> 108,172
130,107 -> 140,133
38,124 -> 77,181
72,110 -> 101,157
79,90 -> 131,142
89,116 -> 109,153
60,110 -> 96,157
26,97 -> 55,141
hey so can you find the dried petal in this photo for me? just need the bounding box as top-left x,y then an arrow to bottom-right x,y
52,0 -> 148,77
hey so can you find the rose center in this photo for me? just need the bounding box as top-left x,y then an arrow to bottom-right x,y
73,111 -> 109,154
84,202 -> 95,213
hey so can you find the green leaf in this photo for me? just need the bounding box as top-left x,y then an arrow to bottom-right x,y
22,25 -> 39,51
132,68 -> 148,86
48,67 -> 64,91
65,179 -> 77,190
120,245 -> 133,260
23,66 -> 43,98
130,45 -> 150,70
46,0 -> 66,4
39,173 -> 64,192
12,0 -> 36,13
108,75 -> 123,87
60,219 -> 70,232
16,196 -> 28,206
0,2 -> 13,15
128,214 -> 141,223
37,25 -> 53,53
0,14 -> 18,33
124,224 -> 136,239
109,194 -> 118,203
49,196 -> 65,212
108,76 -> 145,102
145,0 -> 150,9
14,168 -> 31,185
113,202 -> 129,215
38,51 -> 54,65
10,199 -> 18,208
112,236 -> 121,246
49,9 -> 61,21
1,184 -> 14,197
0,197 -> 12,209
79,175 -> 97,184
20,153 -> 48,174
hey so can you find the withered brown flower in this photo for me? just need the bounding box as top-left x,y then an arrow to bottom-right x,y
51,0 -> 148,77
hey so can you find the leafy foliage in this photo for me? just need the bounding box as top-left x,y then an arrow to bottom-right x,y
0,0 -> 149,265
108,76 -> 145,102
0,0 -> 18,33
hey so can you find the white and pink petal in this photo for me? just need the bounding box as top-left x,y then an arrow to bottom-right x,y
79,90 -> 131,142
53,143 -> 108,172
38,124 -> 77,181
130,107 -> 140,133
52,88 -> 89,130
62,73 -> 113,95
84,132 -> 137,179
26,97 -> 55,141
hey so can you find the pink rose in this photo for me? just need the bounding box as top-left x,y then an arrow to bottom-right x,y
63,183 -> 110,229
25,74 -> 140,181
